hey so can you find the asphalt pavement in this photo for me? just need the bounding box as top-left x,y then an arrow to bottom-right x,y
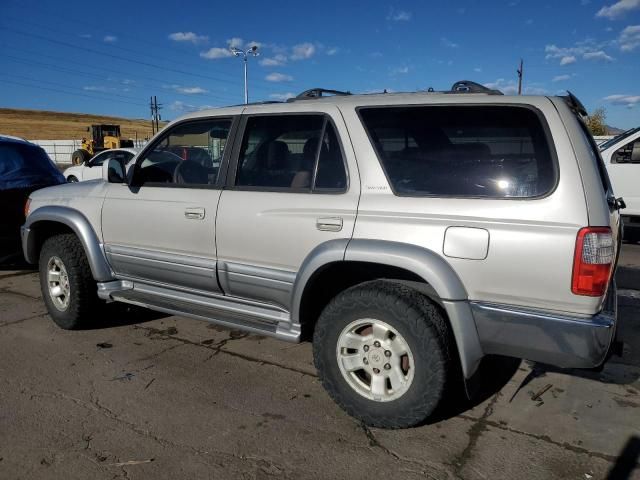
0,247 -> 639,479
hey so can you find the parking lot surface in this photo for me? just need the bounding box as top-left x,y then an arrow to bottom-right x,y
1,265 -> 639,480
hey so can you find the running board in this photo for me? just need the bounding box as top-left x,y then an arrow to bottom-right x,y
98,280 -> 300,342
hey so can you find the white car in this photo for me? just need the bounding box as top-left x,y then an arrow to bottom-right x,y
599,127 -> 640,240
64,148 -> 139,182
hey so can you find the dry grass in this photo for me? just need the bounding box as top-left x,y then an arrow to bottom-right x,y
0,108 -> 166,140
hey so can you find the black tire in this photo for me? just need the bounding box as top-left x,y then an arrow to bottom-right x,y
313,280 -> 453,429
66,175 -> 78,183
71,149 -> 90,166
39,234 -> 98,329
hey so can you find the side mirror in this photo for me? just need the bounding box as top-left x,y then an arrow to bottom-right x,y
102,158 -> 126,183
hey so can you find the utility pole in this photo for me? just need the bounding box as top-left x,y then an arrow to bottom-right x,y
149,96 -> 162,135
517,59 -> 523,95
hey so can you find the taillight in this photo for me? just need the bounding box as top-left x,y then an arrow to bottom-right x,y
24,198 -> 31,219
571,227 -> 614,296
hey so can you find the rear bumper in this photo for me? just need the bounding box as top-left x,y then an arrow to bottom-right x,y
471,284 -> 617,369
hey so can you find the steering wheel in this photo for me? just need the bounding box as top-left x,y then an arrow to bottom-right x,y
173,159 -> 209,185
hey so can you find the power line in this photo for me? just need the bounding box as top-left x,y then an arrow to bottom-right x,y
3,26 -> 294,94
0,78 -> 148,107
1,8 -> 303,92
3,51 -> 236,104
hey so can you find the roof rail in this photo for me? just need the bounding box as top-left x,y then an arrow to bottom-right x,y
449,80 -> 503,95
287,88 -> 352,102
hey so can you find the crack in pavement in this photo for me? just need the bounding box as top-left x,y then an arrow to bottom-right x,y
359,423 -> 453,479
134,325 -> 317,378
0,287 -> 41,300
451,392 -> 501,479
457,414 -> 639,467
0,312 -> 48,328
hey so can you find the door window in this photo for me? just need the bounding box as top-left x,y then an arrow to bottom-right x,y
89,151 -> 113,167
235,114 -> 347,192
133,118 -> 232,187
612,139 -> 640,164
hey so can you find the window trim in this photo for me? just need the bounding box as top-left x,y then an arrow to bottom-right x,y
355,103 -> 560,200
129,116 -> 240,189
224,112 -> 349,194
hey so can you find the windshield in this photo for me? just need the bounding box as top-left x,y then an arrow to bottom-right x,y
599,127 -> 640,151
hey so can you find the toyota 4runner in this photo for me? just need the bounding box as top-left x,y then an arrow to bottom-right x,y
22,81 -> 622,428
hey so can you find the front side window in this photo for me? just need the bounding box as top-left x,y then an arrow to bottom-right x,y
134,119 -> 232,187
236,114 -> 347,191
612,139 -> 640,164
90,151 -> 112,167
359,105 -> 556,198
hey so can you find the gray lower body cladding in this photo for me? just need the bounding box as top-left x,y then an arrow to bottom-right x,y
470,284 -> 617,369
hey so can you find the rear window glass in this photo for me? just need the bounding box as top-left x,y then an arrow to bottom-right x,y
359,106 -> 557,198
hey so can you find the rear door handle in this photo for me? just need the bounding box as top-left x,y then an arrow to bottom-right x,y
316,216 -> 343,232
184,207 -> 205,220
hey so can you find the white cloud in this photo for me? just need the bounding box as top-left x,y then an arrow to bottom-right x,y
441,37 -> 459,48
265,72 -> 293,82
390,66 -> 410,75
583,50 -> 614,61
387,9 -> 412,21
79,33 -> 91,39
546,43 -> 614,64
163,84 -> 208,94
603,94 -> 640,107
227,37 -> 244,49
474,67 -> 482,73
168,32 -> 209,44
552,74 -> 571,82
177,86 -> 207,94
83,86 -> 108,92
103,35 -> 117,43
619,25 -> 640,51
200,47 -> 233,59
269,92 -> 295,101
326,47 -> 339,56
260,54 -> 287,67
290,42 -> 315,60
525,18 -> 534,25
484,79 -> 517,95
596,0 -> 640,19
170,101 -> 216,113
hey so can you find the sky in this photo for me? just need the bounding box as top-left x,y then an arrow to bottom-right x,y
1,0 -> 639,128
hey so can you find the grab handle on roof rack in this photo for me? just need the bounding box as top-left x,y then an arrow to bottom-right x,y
450,80 -> 503,95
288,88 -> 352,101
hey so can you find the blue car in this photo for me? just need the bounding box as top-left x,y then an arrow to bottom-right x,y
0,135 -> 65,262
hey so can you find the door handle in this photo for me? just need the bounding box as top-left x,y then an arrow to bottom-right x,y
316,217 -> 343,232
184,207 -> 205,220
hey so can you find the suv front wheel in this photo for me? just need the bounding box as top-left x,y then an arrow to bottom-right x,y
39,233 -> 99,329
313,280 -> 453,429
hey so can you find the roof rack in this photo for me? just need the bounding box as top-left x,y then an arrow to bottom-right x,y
287,88 -> 352,102
448,80 -> 503,95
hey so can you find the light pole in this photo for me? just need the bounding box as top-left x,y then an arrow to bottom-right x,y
231,45 -> 259,104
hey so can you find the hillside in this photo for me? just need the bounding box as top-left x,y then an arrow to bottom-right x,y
0,108 -> 166,141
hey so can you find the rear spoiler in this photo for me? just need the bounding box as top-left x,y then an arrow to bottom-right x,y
561,91 -> 587,117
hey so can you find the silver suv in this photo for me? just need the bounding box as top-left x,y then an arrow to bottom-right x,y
22,81 -> 622,428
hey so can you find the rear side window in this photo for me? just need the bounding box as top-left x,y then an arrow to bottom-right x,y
236,114 -> 347,192
359,106 -> 557,198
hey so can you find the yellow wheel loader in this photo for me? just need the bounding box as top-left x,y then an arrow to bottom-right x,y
71,125 -> 134,165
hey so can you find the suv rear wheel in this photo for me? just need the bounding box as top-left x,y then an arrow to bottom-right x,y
313,280 -> 452,428
39,233 -> 98,329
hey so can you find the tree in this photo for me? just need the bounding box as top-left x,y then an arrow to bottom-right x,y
585,107 -> 607,136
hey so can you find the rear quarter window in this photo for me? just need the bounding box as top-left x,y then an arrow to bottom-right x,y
359,105 -> 557,198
